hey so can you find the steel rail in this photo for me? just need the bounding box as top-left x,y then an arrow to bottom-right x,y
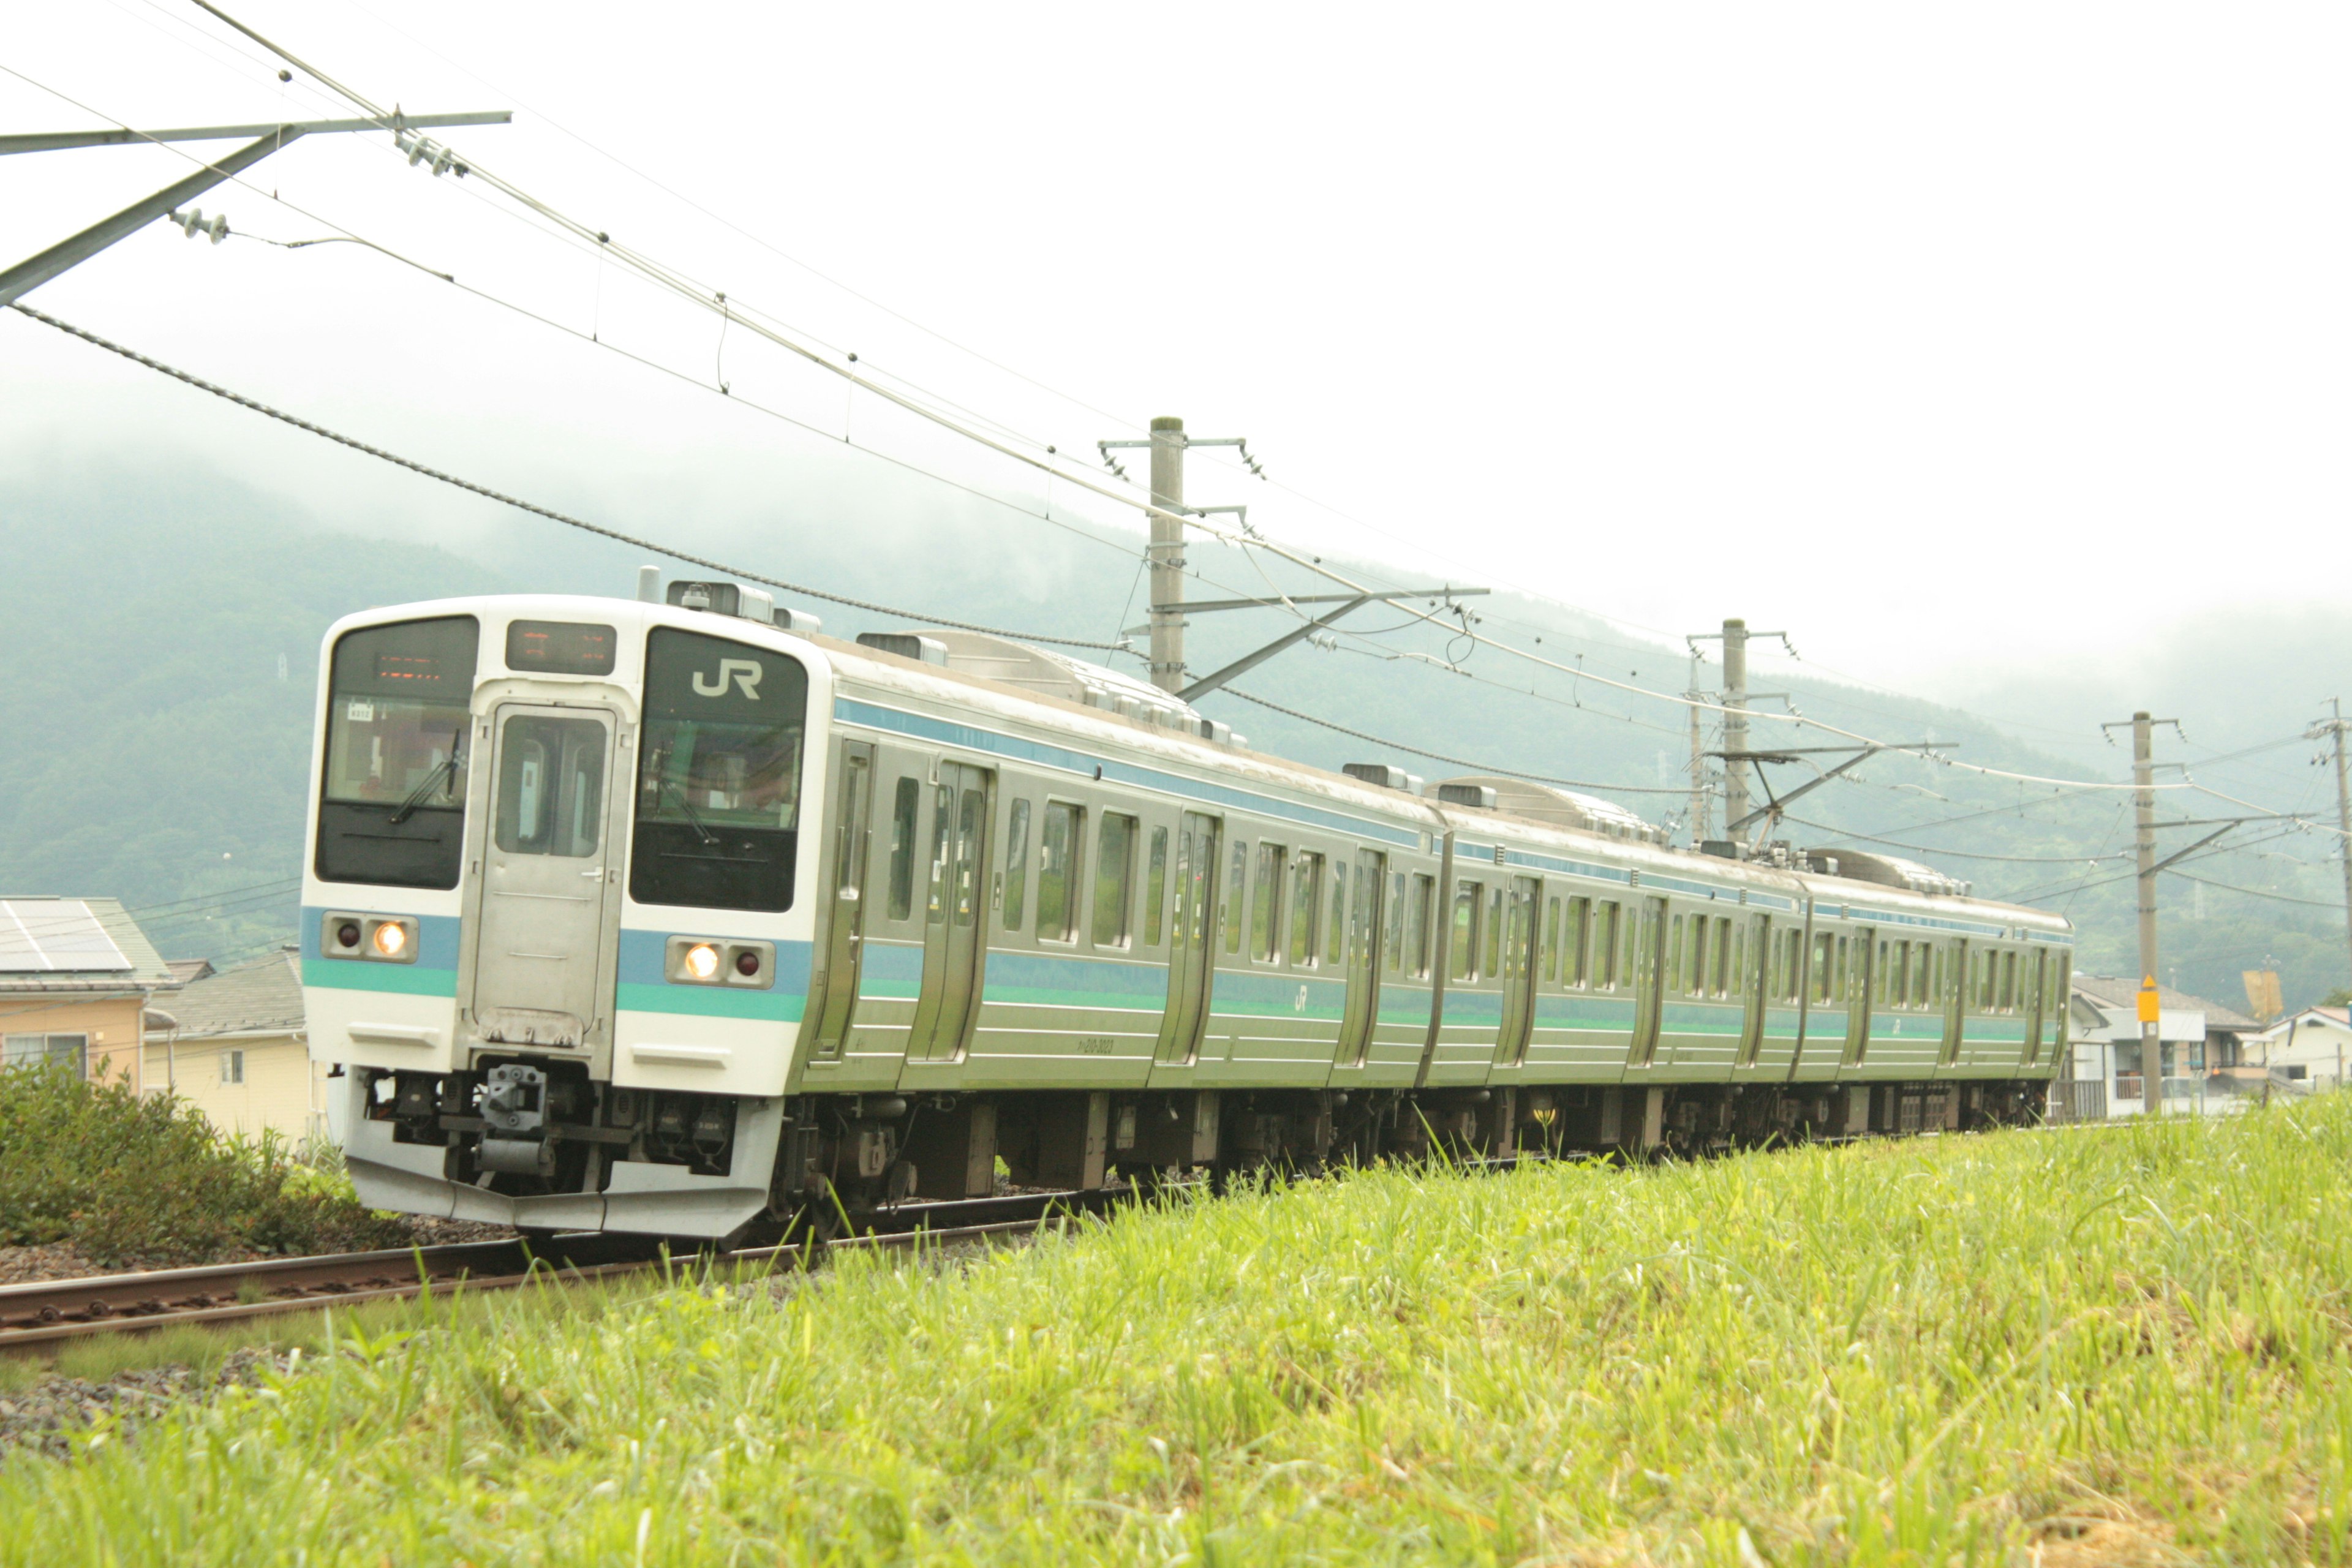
0,1189 -> 1121,1355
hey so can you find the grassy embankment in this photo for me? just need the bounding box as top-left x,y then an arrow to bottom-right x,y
4,1102 -> 2351,1565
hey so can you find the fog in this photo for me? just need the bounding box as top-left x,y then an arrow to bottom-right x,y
7,1 -> 2348,717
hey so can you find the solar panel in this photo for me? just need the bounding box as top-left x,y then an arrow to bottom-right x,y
0,900 -> 133,974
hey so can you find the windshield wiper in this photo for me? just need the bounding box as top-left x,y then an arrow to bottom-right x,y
660,778 -> 719,846
388,740 -> 463,826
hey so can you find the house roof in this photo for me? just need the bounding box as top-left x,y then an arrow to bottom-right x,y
2251,1005 -> 2352,1039
2071,973 -> 2258,1031
155,946 -> 304,1039
163,959 -> 216,989
0,898 -> 174,993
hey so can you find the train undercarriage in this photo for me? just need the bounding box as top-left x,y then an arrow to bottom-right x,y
349,1063 -> 2051,1244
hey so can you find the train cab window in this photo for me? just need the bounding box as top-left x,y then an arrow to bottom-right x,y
1450,880 -> 1482,981
631,627 -> 810,913
1001,800 -> 1031,932
1035,801 -> 1082,943
1143,826 -> 1169,946
887,778 -> 920,921
1251,845 -> 1288,963
1327,861 -> 1348,967
1594,901 -> 1620,988
317,615 -> 481,889
1224,842 -> 1248,954
1289,853 -> 1324,967
1406,873 -> 1434,979
1093,813 -> 1137,948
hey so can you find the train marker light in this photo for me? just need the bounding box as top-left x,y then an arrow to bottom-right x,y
685,942 -> 722,981
337,922 -> 361,949
735,949 -> 761,977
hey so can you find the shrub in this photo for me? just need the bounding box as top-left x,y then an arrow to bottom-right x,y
0,1063 -> 407,1266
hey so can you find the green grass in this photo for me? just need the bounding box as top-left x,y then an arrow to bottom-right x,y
5,1103 -> 2352,1565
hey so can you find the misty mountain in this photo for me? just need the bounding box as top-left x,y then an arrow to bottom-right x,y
3,459 -> 2342,1013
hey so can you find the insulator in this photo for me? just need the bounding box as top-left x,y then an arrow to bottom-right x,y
431,148 -> 453,176
206,214 -> 229,244
409,138 -> 431,167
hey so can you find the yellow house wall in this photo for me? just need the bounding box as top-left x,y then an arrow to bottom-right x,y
2,993 -> 146,1091
141,1030 -> 328,1144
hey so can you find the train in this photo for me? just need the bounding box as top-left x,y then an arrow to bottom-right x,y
301,582 -> 2074,1240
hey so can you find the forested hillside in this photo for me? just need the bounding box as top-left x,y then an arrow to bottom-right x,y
4,461 -> 2344,1011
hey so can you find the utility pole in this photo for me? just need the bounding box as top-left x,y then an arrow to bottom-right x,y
2131,711 -> 2161,1087
1686,618 -> 1792,853
1099,417 -> 1264,695
1722,618 -> 1751,838
2315,699 -> 2352,993
1685,681 -> 1712,848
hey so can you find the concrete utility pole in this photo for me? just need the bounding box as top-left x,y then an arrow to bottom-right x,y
2131,711 -> 2163,1083
2321,699 -> 2352,992
1147,417 -> 1187,694
1686,682 -> 1711,848
1722,618 -> 1751,837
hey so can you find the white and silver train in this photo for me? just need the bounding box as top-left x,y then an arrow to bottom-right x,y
302,582 -> 2074,1240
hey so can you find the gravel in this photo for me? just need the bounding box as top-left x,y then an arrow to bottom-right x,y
0,1347 -> 298,1462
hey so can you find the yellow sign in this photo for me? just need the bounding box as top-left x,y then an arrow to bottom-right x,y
2137,977 -> 2161,1024
2242,970 -> 2284,1023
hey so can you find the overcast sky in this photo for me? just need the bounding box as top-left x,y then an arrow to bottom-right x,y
6,2 -> 2345,710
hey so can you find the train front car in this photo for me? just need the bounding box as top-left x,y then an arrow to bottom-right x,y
303,591 -> 824,1239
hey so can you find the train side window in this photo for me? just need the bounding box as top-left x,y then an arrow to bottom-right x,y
1036,801 -> 1081,943
2000,950 -> 2018,1011
1385,872 -> 1407,975
1093,813 -> 1137,948
925,784 -> 954,924
1566,897 -> 1591,987
1835,937 -> 1850,1002
1001,800 -> 1031,932
1290,852 -> 1325,967
1670,914 -> 1690,996
1488,887 -> 1504,977
1729,919 -> 1746,1000
1251,845 -> 1287,963
1811,932 -> 1834,1004
1714,917 -> 1733,997
1224,840 -> 1248,953
1594,901 -> 1619,988
887,777 -> 921,922
1915,946 -> 1934,1007
1542,897 -> 1561,984
1326,860 -> 1348,967
1450,880 -> 1482,981
1144,826 -> 1169,946
1407,873 -> 1435,979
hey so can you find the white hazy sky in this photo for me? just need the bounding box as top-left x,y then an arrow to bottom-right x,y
6,2 -> 2346,700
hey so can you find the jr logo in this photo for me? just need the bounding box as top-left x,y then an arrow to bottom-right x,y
691,659 -> 763,699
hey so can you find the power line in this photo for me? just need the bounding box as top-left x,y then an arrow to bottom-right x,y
7,303 -> 1128,651
1774,814 -> 2130,866
2168,870 -> 2350,912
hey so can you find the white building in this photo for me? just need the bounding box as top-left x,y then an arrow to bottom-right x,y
2065,975 -> 2258,1117
2242,1006 -> 2352,1092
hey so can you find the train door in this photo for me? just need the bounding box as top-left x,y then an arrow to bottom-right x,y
1940,938 -> 1970,1068
1335,847 -> 1385,1068
1629,896 -> 1668,1068
466,704 -> 616,1047
808,741 -> 875,1062
1844,926 -> 1875,1066
907,761 -> 992,1063
1738,914 -> 1770,1067
1492,875 -> 1543,1067
2021,948 -> 2048,1066
1155,812 -> 1221,1066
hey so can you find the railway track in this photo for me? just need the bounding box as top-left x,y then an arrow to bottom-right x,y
0,1188 -> 1123,1356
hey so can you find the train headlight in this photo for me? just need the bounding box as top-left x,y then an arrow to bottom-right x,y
372,922 -> 409,959
665,936 -> 775,989
322,912 -> 417,963
684,942 -> 721,981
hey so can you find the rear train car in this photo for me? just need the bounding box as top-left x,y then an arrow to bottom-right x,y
303,584 -> 2073,1240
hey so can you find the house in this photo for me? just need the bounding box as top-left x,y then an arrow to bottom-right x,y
2065,974 -> 2258,1116
2242,1006 -> 2352,1091
0,897 -> 175,1088
141,945 -> 331,1145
